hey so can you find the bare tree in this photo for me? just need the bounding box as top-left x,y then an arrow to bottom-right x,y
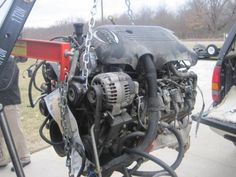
22,0 -> 236,40
187,0 -> 236,36
153,6 -> 176,29
135,7 -> 156,25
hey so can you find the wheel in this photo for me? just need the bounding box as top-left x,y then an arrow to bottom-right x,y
206,44 -> 218,56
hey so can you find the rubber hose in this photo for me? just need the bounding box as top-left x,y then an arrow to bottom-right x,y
162,123 -> 184,170
28,61 -> 45,107
102,54 -> 161,175
39,117 -> 64,146
131,122 -> 184,177
124,148 -> 177,177
117,132 -> 145,153
138,54 -> 160,151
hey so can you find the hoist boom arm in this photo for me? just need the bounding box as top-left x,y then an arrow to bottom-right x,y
0,0 -> 36,73
12,38 -> 71,81
0,0 -> 71,81
0,2 -> 36,177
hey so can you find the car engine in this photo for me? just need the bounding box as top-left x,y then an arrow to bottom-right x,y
29,25 -> 198,177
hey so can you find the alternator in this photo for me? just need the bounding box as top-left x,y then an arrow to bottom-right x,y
91,72 -> 137,115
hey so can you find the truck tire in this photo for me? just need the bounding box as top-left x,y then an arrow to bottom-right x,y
206,44 -> 218,56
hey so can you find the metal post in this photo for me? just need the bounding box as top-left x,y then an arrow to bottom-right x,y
0,104 -> 25,177
101,0 -> 104,21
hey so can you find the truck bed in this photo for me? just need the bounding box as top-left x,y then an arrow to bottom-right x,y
192,114 -> 236,135
193,86 -> 236,137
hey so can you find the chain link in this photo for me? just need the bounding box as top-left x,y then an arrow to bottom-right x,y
57,0 -> 98,174
58,80 -> 73,172
58,51 -> 83,175
125,0 -> 135,25
82,0 -> 98,91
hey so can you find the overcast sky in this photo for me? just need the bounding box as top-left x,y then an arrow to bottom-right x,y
0,0 -> 188,28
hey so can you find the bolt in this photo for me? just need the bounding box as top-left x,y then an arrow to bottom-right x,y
64,51 -> 74,57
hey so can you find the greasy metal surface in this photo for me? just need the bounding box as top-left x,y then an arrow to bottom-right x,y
92,25 -> 198,70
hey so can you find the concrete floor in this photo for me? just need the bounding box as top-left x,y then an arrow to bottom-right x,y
1,60 -> 236,177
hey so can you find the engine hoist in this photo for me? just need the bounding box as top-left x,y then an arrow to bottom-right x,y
0,1 -> 199,177
0,1 -> 73,176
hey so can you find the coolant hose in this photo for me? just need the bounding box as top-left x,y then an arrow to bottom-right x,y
138,54 -> 161,150
102,54 -> 161,175
124,148 -> 177,177
160,123 -> 184,170
131,122 -> 184,177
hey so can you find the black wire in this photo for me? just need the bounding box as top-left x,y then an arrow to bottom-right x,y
122,166 -> 131,177
28,61 -> 45,107
124,149 -> 178,177
33,76 -> 44,92
129,123 -> 184,177
32,61 -> 44,92
50,36 -> 69,42
160,123 -> 184,170
28,61 -> 44,92
50,36 -> 80,48
118,132 -> 145,154
181,60 -> 190,71
39,117 -> 64,146
195,85 -> 205,136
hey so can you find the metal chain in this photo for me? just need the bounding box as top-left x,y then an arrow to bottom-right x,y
58,80 -> 73,173
82,0 -> 98,91
58,51 -> 82,175
57,0 -> 99,173
125,0 -> 135,25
